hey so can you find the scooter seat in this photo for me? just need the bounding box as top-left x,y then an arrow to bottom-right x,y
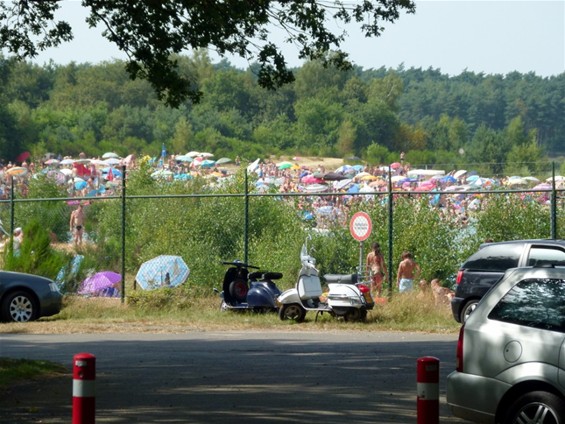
263,272 -> 283,281
248,271 -> 263,281
249,271 -> 283,281
324,274 -> 358,284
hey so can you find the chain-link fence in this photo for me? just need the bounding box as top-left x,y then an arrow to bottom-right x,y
1,165 -> 564,301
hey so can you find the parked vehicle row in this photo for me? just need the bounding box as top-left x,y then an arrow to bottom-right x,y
214,237 -> 374,322
451,239 -> 565,323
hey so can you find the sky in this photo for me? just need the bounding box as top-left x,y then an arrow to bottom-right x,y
30,0 -> 565,78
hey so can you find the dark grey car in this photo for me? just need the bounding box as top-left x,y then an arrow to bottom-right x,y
451,239 -> 565,323
0,271 -> 63,322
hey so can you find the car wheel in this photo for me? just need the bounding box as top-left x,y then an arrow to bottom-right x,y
460,299 -> 479,323
1,290 -> 38,322
503,391 -> 565,424
279,303 -> 306,322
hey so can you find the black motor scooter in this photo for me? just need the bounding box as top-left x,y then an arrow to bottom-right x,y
214,260 -> 283,313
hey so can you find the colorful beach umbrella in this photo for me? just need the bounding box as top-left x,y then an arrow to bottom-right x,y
5,167 -> 28,177
277,161 -> 293,170
215,157 -> 232,165
135,255 -> 189,290
78,271 -> 121,297
102,152 -> 120,159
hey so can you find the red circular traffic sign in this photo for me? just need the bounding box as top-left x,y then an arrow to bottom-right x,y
349,212 -> 372,241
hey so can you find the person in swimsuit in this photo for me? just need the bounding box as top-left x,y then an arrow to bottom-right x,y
69,203 -> 85,245
396,251 -> 420,293
366,242 -> 387,298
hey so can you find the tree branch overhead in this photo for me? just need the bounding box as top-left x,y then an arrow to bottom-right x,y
0,0 -> 415,107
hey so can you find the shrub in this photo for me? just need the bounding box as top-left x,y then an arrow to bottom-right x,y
16,173 -> 69,242
3,219 -> 69,279
473,194 -> 551,244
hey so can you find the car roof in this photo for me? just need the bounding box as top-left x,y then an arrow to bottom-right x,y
479,239 -> 565,249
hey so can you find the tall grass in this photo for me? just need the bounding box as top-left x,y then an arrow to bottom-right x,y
369,293 -> 457,332
42,289 -> 460,334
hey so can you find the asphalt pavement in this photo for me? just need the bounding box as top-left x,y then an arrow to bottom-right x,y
0,330 -> 467,423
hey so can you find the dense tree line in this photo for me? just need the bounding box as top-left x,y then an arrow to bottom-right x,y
0,53 -> 563,176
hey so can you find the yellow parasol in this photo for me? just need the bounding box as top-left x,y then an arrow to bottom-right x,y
5,166 -> 28,177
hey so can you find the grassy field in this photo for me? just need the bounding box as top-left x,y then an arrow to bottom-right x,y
1,291 -> 461,335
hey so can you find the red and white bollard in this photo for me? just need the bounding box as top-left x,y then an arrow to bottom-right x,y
417,356 -> 439,424
72,353 -> 96,424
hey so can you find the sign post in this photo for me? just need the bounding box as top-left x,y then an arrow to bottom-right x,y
349,212 -> 372,276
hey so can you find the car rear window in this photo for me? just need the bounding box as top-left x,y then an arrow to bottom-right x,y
488,278 -> 565,333
463,244 -> 522,271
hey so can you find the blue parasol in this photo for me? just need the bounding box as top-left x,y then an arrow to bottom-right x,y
135,255 -> 190,290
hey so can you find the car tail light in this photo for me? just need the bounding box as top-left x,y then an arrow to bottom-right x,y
456,325 -> 465,372
455,269 -> 464,285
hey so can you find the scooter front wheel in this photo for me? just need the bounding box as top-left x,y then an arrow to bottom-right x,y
279,303 -> 306,322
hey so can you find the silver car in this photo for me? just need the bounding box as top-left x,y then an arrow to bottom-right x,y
447,266 -> 565,424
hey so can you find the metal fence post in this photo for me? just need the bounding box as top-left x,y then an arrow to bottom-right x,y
244,168 -> 249,264
121,165 -> 126,303
387,166 -> 394,297
551,161 -> 557,239
9,175 -> 14,237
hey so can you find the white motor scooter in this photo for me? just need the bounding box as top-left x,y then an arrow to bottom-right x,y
277,238 -> 374,322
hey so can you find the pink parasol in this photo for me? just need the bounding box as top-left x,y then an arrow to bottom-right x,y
301,175 -> 324,184
78,271 -> 121,297
15,151 -> 30,163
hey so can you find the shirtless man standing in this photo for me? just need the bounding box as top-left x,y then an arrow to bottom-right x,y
69,204 -> 85,245
396,251 -> 420,293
